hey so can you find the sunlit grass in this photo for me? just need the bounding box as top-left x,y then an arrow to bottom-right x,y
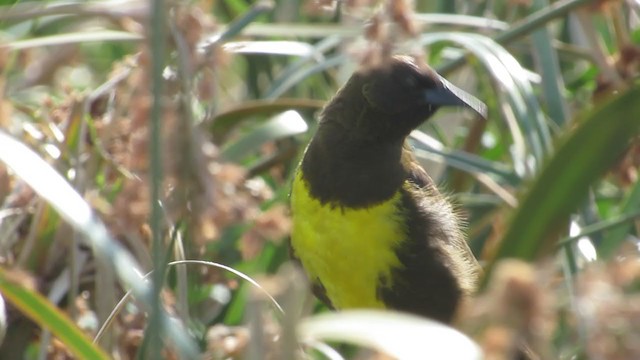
0,0 -> 639,358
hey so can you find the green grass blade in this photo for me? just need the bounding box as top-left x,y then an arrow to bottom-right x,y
208,98 -> 324,143
437,0 -> 596,75
488,85 -> 640,268
599,179 -> 640,257
5,30 -> 141,50
221,110 -> 308,162
413,13 -> 509,31
472,34 -> 552,158
557,208 -> 640,249
419,32 -> 545,171
239,23 -> 358,38
410,131 -> 520,185
223,40 -> 316,56
206,1 -> 273,45
0,131 -> 199,357
0,268 -> 109,359
264,53 -> 347,100
299,310 -> 482,360
265,35 -> 342,98
530,0 -> 570,128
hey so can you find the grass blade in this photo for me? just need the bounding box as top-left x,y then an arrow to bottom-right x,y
299,310 -> 482,360
487,85 -> 640,269
0,268 -> 109,359
209,98 -> 324,143
221,110 -> 308,162
0,131 -> 199,357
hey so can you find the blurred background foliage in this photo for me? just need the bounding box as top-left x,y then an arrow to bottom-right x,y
0,0 -> 639,358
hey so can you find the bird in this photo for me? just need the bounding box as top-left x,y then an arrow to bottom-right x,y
289,55 -> 487,324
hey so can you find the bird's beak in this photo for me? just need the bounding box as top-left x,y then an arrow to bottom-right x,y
424,78 -> 488,119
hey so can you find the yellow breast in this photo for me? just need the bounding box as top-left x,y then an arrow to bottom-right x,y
290,170 -> 406,309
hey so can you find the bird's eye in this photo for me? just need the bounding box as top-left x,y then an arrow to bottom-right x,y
403,76 -> 418,89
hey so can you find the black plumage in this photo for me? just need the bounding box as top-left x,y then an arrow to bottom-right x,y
291,55 -> 486,323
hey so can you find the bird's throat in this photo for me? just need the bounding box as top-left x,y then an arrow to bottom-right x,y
299,135 -> 408,208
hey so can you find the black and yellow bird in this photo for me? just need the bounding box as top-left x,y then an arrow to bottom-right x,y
289,55 -> 487,324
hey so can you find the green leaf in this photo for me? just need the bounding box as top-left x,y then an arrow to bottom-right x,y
557,208 -> 640,250
223,41 -> 316,57
599,179 -> 640,258
265,37 -> 344,99
410,130 -> 520,185
488,85 -> 640,268
204,1 -> 273,46
5,30 -> 141,50
420,32 -> 549,171
265,54 -> 347,100
530,0 -> 570,128
0,268 -> 109,359
0,131 -> 199,358
299,310 -> 482,360
221,110 -> 308,162
208,98 -> 324,143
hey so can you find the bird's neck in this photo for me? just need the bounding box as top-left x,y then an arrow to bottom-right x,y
300,125 -> 409,208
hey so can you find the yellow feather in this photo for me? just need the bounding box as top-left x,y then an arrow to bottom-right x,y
290,170 -> 406,309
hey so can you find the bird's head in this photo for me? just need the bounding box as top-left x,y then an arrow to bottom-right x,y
326,55 -> 487,142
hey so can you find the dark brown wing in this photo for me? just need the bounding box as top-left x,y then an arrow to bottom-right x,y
377,146 -> 479,323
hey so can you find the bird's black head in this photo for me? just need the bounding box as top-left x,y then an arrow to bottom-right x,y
322,55 -> 487,143
363,56 -> 442,116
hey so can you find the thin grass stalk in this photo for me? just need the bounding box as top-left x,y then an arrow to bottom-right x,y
438,0 -> 598,75
146,0 -> 167,357
531,0 -> 570,129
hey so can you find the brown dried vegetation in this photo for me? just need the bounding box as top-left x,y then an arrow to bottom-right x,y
0,0 -> 639,358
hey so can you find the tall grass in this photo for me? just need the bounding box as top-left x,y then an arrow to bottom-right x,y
0,0 -> 639,358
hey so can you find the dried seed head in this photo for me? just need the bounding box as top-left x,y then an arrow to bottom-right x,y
389,0 -> 417,36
